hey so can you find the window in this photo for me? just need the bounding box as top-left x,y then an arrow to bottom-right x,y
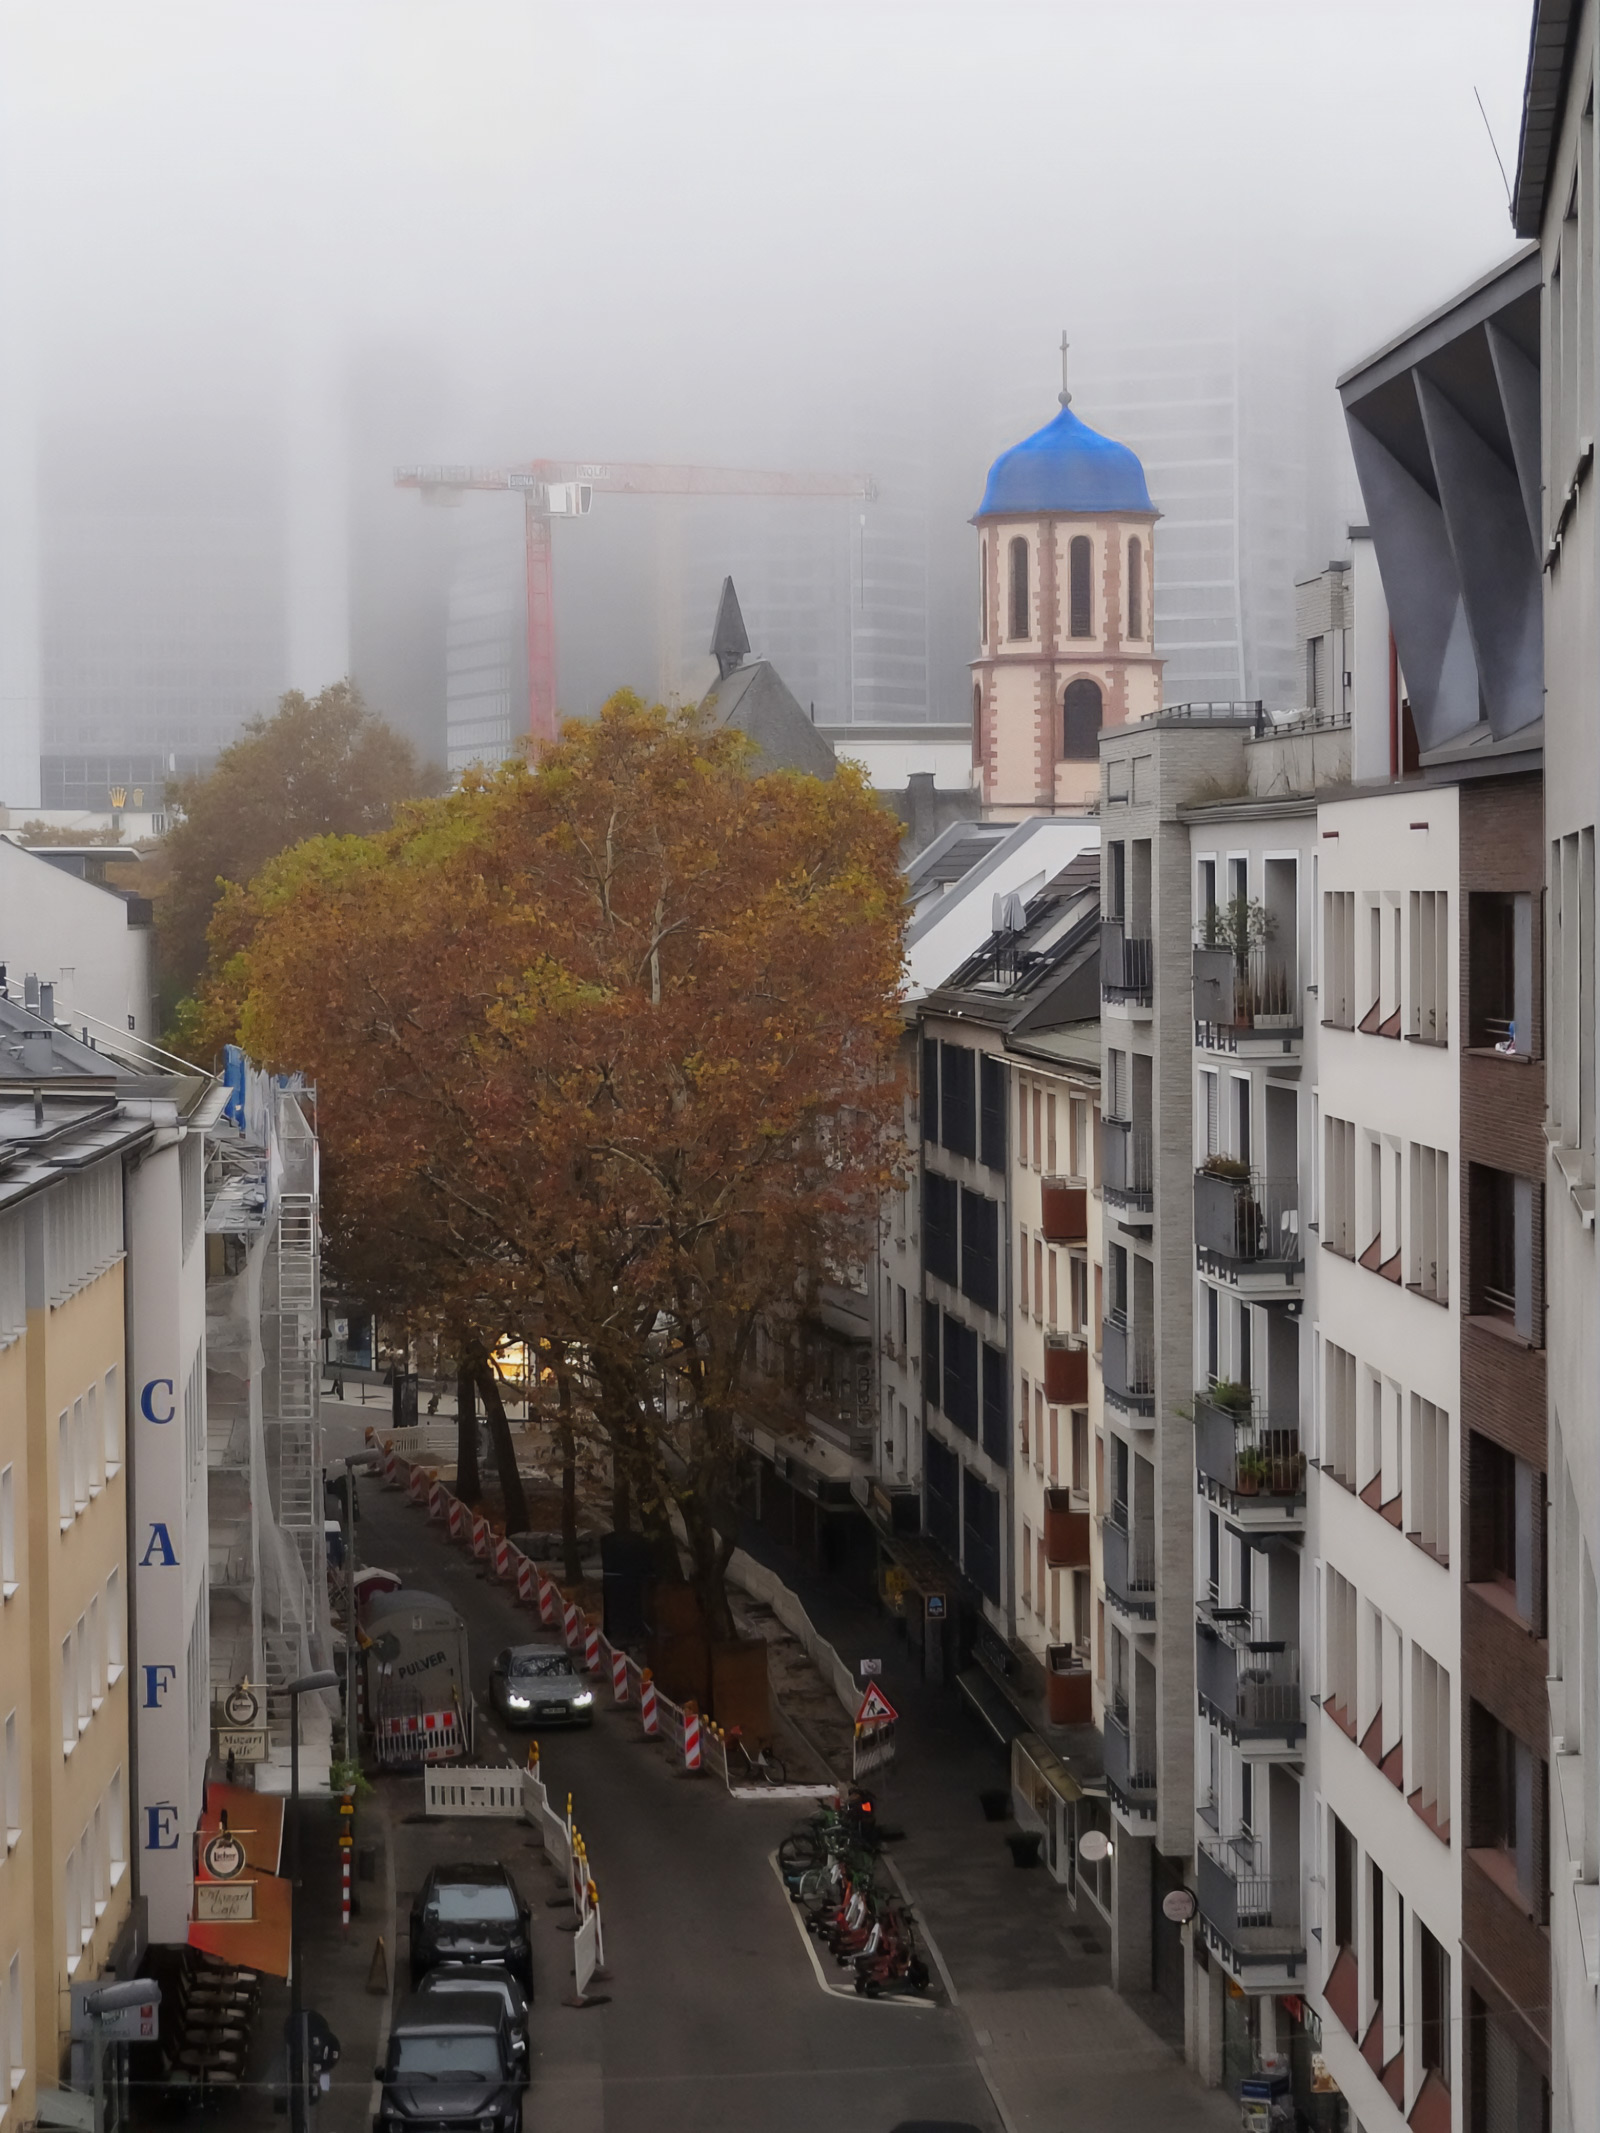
1019,1374 -> 1030,1461
1070,1256 -> 1088,1335
1468,890 -> 1534,1054
1127,536 -> 1142,639
1323,890 -> 1355,1029
105,1570 -> 123,1674
1408,1397 -> 1449,1562
1471,1434 -> 1541,1625
1062,678 -> 1103,759
63,1848 -> 78,1964
896,1285 -> 907,1356
1068,535 -> 1092,637
923,1301 -> 942,1411
1323,1116 -> 1356,1256
979,1055 -> 1006,1171
1468,1702 -> 1547,1918
71,1398 -> 86,1510
1046,1094 -> 1057,1172
57,1414 -> 71,1525
1106,840 -> 1125,920
1411,1642 -> 1451,1837
940,1044 -> 976,1158
1021,1522 -> 1033,1608
0,1468 -> 13,1596
925,1435 -> 959,1555
1047,1249 -> 1058,1329
1325,1566 -> 1357,1728
942,1316 -> 979,1437
61,1636 -> 75,1754
981,1344 -> 1007,1465
1408,890 -> 1448,1042
103,1368 -> 122,1474
1331,1812 -> 1357,1953
2,1711 -> 17,1843
1017,1077 -> 1030,1165
110,1768 -> 124,1880
921,1038 -> 940,1144
1468,1164 -> 1540,1340
88,1594 -> 102,1707
972,682 -> 983,766
1199,1069 -> 1220,1158
962,1468 -> 1002,1602
1018,1229 -> 1029,1315
1032,1088 -> 1043,1168
980,537 -> 989,645
1410,1144 -> 1450,1304
1008,536 -> 1029,640
959,1188 -> 1000,1313
923,1171 -> 958,1285
0,1213 -> 20,1352
1419,1921 -> 1451,2085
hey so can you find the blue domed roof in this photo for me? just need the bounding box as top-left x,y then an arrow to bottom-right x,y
976,401 -> 1153,518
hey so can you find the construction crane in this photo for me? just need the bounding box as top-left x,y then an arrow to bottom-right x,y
395,458 -> 876,746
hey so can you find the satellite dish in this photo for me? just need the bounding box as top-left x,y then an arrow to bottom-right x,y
1078,1829 -> 1112,1863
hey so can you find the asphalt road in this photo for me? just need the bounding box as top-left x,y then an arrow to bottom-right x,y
338,1421 -> 1003,2133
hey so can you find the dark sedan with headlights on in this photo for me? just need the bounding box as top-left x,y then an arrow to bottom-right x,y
488,1643 -> 596,1729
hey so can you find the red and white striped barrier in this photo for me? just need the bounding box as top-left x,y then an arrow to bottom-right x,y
471,1515 -> 490,1560
428,1478 -> 446,1520
340,1841 -> 352,1927
584,1621 -> 600,1674
682,1699 -> 701,1771
515,1554 -> 536,1605
492,1533 -> 511,1579
640,1669 -> 659,1736
562,1600 -> 582,1651
376,1709 -> 464,1764
383,1445 -> 399,1488
538,1571 -> 558,1626
610,1649 -> 628,1702
447,1497 -> 467,1542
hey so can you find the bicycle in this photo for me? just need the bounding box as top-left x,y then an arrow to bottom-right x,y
732,1732 -> 788,1786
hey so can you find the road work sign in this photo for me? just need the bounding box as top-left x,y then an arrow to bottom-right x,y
854,1683 -> 898,1726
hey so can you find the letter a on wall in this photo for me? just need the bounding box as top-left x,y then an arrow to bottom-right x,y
139,1523 -> 178,1567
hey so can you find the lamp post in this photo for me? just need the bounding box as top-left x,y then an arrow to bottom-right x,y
83,1979 -> 160,2133
287,1669 -> 339,2133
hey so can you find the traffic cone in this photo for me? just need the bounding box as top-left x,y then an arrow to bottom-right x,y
367,1935 -> 389,1994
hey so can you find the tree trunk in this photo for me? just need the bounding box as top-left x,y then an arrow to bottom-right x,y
472,1356 -> 529,1533
555,1370 -> 581,1584
455,1361 -> 480,1504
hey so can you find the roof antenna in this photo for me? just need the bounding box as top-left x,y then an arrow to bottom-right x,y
1058,331 -> 1072,409
1474,87 -> 1512,213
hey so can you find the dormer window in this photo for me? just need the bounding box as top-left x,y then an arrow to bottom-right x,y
1069,536 -> 1093,637
1009,538 -> 1030,639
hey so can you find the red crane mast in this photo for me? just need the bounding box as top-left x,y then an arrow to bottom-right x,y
395,457 -> 876,747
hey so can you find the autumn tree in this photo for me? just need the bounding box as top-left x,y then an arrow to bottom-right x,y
158,680 -> 440,1022
200,694 -> 907,1630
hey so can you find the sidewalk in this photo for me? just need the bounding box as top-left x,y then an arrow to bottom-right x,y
736,1522 -> 1236,2133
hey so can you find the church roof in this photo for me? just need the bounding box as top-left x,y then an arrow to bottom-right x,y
976,401 -> 1154,519
701,660 -> 837,779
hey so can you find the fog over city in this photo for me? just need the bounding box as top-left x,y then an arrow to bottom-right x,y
0,1 -> 1535,794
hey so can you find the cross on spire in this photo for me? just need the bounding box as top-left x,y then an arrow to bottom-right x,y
1058,331 -> 1072,408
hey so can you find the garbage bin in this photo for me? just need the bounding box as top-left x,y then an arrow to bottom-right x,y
1005,1830 -> 1043,1868
979,1788 -> 1012,1822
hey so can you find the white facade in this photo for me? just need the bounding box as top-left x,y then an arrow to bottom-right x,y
1310,786 -> 1463,2128
0,839 -> 156,1044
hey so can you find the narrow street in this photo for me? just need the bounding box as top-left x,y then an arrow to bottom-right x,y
325,1404 -> 1236,2133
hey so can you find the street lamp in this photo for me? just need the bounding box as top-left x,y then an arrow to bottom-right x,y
287,1669 -> 339,2133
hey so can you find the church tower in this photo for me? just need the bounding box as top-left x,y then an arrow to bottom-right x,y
971,343 -> 1162,816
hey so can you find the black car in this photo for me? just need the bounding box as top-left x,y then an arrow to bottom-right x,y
418,1965 -> 530,2069
375,1993 -> 520,2133
408,1865 -> 533,1990
489,1643 -> 596,1729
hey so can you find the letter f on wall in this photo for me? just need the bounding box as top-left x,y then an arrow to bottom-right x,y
143,1664 -> 178,1708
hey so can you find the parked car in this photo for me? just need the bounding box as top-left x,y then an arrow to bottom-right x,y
409,1865 -> 533,1989
375,1993 -> 521,2133
489,1643 -> 595,1729
419,1964 -> 530,2067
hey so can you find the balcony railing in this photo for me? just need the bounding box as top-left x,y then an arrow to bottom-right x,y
1102,1118 -> 1154,1214
1194,1167 -> 1302,1282
1101,920 -> 1154,1007
1193,945 -> 1300,1049
1196,1841 -> 1304,1971
1043,1334 -> 1088,1406
1043,1487 -> 1091,1568
1103,1516 -> 1156,1619
1197,1627 -> 1304,1742
1102,1311 -> 1156,1417
1040,1176 -> 1088,1245
1193,1395 -> 1306,1508
1103,1707 -> 1157,1817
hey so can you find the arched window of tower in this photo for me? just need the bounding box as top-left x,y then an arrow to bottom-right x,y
1062,678 -> 1103,760
972,682 -> 983,765
1127,537 -> 1143,641
1069,536 -> 1093,638
981,537 -> 989,645
1008,537 -> 1030,640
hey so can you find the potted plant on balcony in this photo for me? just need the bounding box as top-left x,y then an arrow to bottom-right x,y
1234,1445 -> 1267,1496
1200,895 -> 1280,1029
1200,1154 -> 1250,1181
1209,1378 -> 1253,1420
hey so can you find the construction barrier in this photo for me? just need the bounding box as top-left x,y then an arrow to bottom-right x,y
471,1515 -> 491,1560
640,1669 -> 659,1736
682,1700 -> 701,1771
610,1649 -> 628,1703
562,1599 -> 582,1651
584,1621 -> 601,1674
515,1553 -> 536,1604
538,1573 -> 558,1626
427,1478 -> 447,1520
376,1709 -> 465,1765
493,1534 -> 511,1579
447,1497 -> 468,1543
382,1445 -> 399,1488
424,1767 -> 524,1817
701,1717 -> 728,1784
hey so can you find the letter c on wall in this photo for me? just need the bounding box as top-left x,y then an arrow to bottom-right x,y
141,1379 -> 175,1424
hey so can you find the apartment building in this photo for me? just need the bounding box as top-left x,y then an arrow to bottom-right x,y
1512,17 -> 1600,2132
0,836 -> 158,1045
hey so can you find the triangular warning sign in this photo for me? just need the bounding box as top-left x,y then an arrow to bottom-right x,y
855,1682 -> 898,1726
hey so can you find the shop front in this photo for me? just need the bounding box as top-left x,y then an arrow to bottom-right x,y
1009,1732 -> 1111,1916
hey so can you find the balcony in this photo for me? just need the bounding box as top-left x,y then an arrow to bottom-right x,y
1101,920 -> 1153,1010
1046,1645 -> 1093,1725
1193,945 -> 1302,1060
1103,1515 -> 1156,1623
1196,1840 -> 1305,1988
1196,1623 -> 1304,1748
1102,1118 -> 1153,1224
1043,1334 -> 1088,1406
1102,1311 -> 1155,1419
1040,1176 -> 1088,1245
1043,1487 -> 1091,1568
1104,1706 -> 1157,1826
1193,1392 -> 1305,1533
1193,1164 -> 1302,1293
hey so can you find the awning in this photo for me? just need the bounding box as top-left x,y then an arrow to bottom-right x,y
956,1665 -> 1025,1748
187,1781 -> 291,1978
1012,1730 -> 1082,1805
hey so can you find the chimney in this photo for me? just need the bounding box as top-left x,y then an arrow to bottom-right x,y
38,982 -> 54,1023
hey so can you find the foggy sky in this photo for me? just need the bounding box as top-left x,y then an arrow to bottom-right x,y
0,0 -> 1538,748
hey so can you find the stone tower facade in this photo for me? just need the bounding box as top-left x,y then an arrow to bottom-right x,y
972,366 -> 1163,816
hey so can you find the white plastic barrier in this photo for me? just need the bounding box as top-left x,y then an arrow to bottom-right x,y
520,1767 -> 572,1870
726,1548 -> 860,1722
425,1767 -> 523,1817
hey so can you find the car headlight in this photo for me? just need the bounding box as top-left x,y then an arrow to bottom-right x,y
505,1693 -> 530,1710
573,1690 -> 594,1706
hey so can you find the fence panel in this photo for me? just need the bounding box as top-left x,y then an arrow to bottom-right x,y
425,1768 -> 523,1817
